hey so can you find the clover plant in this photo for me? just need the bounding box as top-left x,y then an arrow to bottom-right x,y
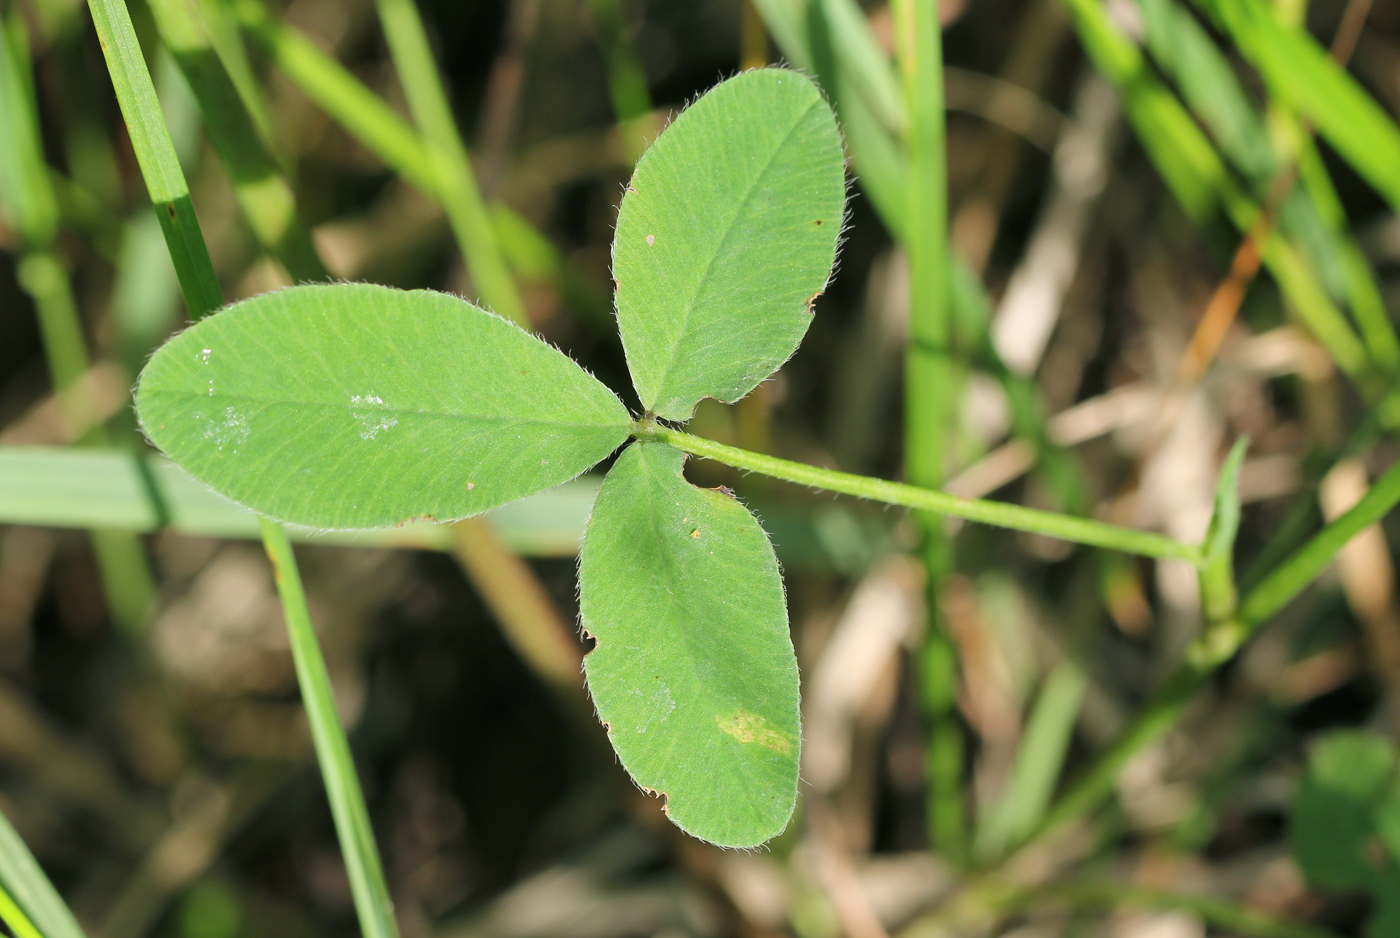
137,68 -> 844,848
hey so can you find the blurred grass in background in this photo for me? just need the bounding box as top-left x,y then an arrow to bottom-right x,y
5,0 -> 1400,936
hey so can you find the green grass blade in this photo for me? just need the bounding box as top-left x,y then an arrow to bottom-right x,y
229,0 -> 436,192
1291,127 -> 1400,372
1240,458 -> 1400,626
86,0 -> 223,317
227,0 -> 609,327
586,0 -> 650,121
0,810 -> 88,938
0,881 -> 44,938
2,13 -> 157,631
612,69 -> 845,421
585,0 -> 653,159
145,0 -> 327,282
895,0 -> 950,495
1022,456 -> 1400,853
1136,0 -> 1400,374
975,659 -> 1088,861
259,520 -> 398,938
817,0 -> 903,131
751,0 -> 909,235
1063,0 -> 1222,218
86,8 -> 403,934
112,51 -> 198,371
892,0 -> 966,864
1200,438 -> 1248,622
375,0 -> 526,326
0,446 -> 600,555
1199,0 -> 1400,218
0,16 -> 58,245
1060,0 -> 1371,381
194,0 -> 278,156
579,443 -> 800,847
1138,0 -> 1274,181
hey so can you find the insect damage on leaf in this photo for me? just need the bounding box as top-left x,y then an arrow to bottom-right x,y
579,442 -> 800,848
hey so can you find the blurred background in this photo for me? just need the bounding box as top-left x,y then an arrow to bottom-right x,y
5,0 -> 1400,935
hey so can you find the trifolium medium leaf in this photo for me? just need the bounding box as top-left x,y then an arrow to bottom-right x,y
579,442 -> 800,847
136,283 -> 631,529
613,68 -> 846,421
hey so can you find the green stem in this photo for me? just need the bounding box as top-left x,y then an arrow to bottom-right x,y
1,15 -> 156,633
636,422 -> 1201,561
146,0 -> 328,282
87,0 -> 223,317
1240,456 -> 1400,624
375,0 -> 527,326
88,5 -> 400,935
1019,455 -> 1400,852
892,0 -> 964,863
231,0 -> 437,193
259,520 -> 399,938
585,0 -> 653,161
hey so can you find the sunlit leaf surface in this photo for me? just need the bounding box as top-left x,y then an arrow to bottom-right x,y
613,68 -> 846,421
137,283 -> 631,528
579,442 -> 800,847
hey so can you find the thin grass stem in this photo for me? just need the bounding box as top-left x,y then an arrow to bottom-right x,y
1,14 -> 155,632
87,0 -> 223,317
87,6 -> 400,935
892,0 -> 967,865
375,0 -> 527,326
260,520 -> 399,938
146,0 -> 328,282
230,0 -> 437,192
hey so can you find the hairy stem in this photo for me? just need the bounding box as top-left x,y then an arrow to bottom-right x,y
635,421 -> 1201,562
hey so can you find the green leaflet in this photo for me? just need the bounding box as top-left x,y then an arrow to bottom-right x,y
135,283 -> 631,529
579,443 -> 800,847
1291,731 -> 1400,938
1197,0 -> 1400,218
613,68 -> 846,421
